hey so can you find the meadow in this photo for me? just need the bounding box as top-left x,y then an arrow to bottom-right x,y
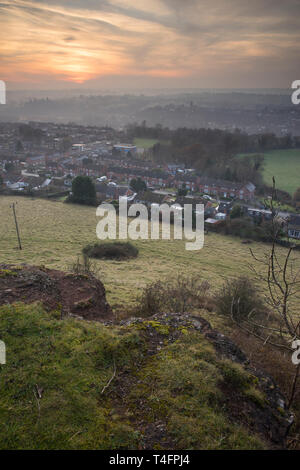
1,195 -> 299,313
133,137 -> 159,149
239,149 -> 300,195
133,137 -> 169,149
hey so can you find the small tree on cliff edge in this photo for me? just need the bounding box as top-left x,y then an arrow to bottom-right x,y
71,176 -> 96,206
230,178 -> 300,410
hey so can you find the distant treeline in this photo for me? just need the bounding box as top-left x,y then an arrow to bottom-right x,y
127,124 -> 300,186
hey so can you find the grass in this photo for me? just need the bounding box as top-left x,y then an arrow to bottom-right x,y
0,303 -> 266,449
239,149 -> 300,195
133,137 -> 169,149
0,302 -> 144,450
0,195 -> 299,313
129,331 -> 265,449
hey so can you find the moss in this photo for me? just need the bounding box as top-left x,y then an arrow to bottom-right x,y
138,320 -> 170,336
179,326 -> 189,335
0,269 -> 18,278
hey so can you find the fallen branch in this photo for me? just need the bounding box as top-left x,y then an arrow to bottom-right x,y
101,359 -> 116,395
33,389 -> 41,418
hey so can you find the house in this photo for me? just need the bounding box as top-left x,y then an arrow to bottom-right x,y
26,155 -> 46,166
175,195 -> 205,207
196,177 -> 256,201
215,212 -> 227,221
96,182 -> 133,200
287,215 -> 300,240
6,181 -> 28,190
247,208 -> 272,221
135,191 -> 168,208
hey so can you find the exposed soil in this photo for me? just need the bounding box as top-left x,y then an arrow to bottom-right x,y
0,264 -> 113,321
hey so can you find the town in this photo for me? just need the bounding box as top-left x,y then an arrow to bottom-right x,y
0,121 -> 299,241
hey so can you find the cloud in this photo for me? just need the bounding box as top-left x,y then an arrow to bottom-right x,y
0,0 -> 299,88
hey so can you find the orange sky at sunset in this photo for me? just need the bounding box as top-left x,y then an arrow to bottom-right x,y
0,0 -> 300,89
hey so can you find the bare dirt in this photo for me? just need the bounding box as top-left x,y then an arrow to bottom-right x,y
0,264 -> 113,321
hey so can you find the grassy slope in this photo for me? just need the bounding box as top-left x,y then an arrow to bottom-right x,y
239,149 -> 300,195
0,195 -> 299,313
0,303 -> 143,450
0,303 -> 265,450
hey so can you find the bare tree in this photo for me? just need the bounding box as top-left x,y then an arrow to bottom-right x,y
230,178 -> 300,408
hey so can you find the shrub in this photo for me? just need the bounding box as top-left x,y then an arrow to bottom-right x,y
70,254 -> 100,277
214,276 -> 266,323
230,204 -> 243,219
135,275 -> 211,316
210,217 -> 284,243
83,241 -> 139,260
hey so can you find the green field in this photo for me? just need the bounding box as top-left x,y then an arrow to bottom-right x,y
133,137 -> 169,149
1,196 -> 299,313
240,149 -> 300,195
133,137 -> 159,149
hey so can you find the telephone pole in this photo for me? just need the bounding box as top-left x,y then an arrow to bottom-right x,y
11,202 -> 22,250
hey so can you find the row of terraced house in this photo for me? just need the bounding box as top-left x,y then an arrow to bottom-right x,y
106,166 -> 256,201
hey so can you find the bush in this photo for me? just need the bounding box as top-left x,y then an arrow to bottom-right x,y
214,276 -> 266,323
230,204 -> 243,219
208,216 -> 286,243
70,254 -> 100,277
135,275 -> 211,316
83,242 -> 139,260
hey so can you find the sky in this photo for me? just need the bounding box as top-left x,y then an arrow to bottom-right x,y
0,0 -> 299,90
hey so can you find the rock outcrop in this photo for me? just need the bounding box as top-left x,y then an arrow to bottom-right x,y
0,264 -> 113,321
121,312 -> 294,448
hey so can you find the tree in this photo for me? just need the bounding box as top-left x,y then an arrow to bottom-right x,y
230,179 -> 300,409
16,140 -> 24,152
178,183 -> 188,197
130,177 -> 147,192
293,187 -> 300,203
61,136 -> 73,152
70,176 -> 96,205
82,158 -> 93,168
230,204 -> 243,219
5,162 -> 14,172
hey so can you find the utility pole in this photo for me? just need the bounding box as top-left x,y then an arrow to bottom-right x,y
11,202 -> 22,250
